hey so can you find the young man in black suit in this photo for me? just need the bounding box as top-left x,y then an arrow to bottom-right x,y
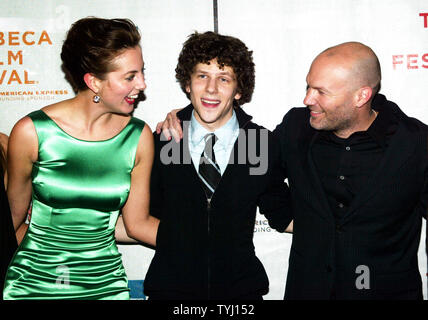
144,31 -> 292,300
160,41 -> 428,300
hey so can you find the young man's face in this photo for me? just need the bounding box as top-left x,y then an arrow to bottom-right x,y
186,58 -> 241,131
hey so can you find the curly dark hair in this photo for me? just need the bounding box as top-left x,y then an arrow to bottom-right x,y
60,17 -> 141,92
176,31 -> 255,107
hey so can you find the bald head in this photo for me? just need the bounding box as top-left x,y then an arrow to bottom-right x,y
304,42 -> 382,138
317,42 -> 381,93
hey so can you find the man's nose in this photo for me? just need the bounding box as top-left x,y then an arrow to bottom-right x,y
303,88 -> 315,106
206,78 -> 217,93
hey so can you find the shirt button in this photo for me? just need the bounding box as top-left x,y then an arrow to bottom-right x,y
345,146 -> 351,151
338,203 -> 344,208
339,175 -> 345,180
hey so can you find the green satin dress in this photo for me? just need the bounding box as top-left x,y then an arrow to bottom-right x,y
3,110 -> 145,300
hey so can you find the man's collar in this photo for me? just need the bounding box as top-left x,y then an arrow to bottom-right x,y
189,110 -> 239,150
318,94 -> 398,147
367,94 -> 399,147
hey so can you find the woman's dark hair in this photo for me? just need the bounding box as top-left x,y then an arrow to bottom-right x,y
176,31 -> 255,107
61,17 -> 141,92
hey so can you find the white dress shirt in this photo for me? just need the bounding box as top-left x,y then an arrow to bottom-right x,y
188,110 -> 240,175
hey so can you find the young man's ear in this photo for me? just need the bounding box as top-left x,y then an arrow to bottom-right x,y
83,73 -> 102,93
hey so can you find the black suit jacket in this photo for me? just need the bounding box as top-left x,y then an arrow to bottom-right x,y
144,105 -> 292,299
274,94 -> 428,299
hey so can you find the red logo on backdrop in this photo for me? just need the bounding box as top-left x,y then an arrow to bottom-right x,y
392,14 -> 428,70
420,13 -> 428,28
392,54 -> 428,70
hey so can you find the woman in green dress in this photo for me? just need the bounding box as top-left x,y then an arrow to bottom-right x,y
3,17 -> 159,300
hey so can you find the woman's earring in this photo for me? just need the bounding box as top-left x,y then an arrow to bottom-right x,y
93,95 -> 101,103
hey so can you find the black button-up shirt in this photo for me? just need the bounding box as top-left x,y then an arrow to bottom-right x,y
311,106 -> 398,220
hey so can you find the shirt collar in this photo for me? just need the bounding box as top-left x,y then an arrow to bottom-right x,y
365,102 -> 398,148
189,110 -> 239,150
318,102 -> 398,149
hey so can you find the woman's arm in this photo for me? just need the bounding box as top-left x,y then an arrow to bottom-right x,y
121,124 -> 159,246
1,131 -> 30,244
7,117 -> 38,231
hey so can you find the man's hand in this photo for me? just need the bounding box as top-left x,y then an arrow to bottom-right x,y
285,220 -> 293,233
155,108 -> 183,142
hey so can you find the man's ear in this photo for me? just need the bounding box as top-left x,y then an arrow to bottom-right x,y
355,86 -> 373,108
83,73 -> 102,93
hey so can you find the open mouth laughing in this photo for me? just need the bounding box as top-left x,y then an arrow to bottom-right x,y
124,94 -> 139,105
201,98 -> 220,108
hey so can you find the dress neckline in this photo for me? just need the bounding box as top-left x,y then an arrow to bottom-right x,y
38,110 -> 132,143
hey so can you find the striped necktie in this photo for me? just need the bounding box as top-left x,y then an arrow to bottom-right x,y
198,133 -> 221,199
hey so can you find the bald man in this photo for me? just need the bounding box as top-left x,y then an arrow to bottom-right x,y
158,42 -> 428,299
274,42 -> 428,299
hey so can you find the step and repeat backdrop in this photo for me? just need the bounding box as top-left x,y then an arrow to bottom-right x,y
1,0 -> 427,299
